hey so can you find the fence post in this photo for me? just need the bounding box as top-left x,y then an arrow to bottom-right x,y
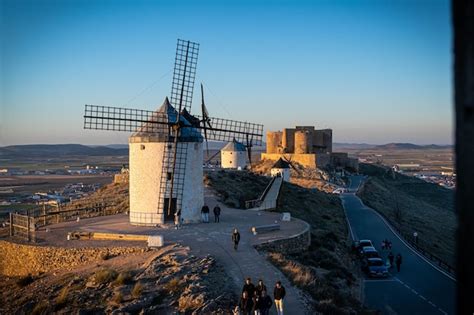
26,210 -> 30,242
9,212 -> 13,237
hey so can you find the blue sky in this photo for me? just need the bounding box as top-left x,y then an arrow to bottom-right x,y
1,0 -> 452,145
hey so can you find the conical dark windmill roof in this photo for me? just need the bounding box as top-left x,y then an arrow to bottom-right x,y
272,158 -> 290,169
221,139 -> 246,152
131,97 -> 203,142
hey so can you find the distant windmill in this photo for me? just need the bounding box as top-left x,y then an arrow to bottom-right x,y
83,39 -> 263,225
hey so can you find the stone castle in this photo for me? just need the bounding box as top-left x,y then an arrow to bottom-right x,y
262,126 -> 358,171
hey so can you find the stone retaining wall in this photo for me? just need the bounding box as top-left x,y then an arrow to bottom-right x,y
0,240 -> 144,277
255,220 -> 311,255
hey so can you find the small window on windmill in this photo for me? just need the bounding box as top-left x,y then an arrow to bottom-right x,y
140,145 -> 145,150
167,172 -> 172,180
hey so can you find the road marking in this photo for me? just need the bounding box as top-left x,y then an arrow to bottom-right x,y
352,177 -> 456,282
419,295 -> 427,300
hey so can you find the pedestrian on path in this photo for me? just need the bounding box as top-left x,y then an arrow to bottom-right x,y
213,205 -> 221,223
273,281 -> 286,315
396,253 -> 403,272
259,290 -> 272,315
381,240 -> 386,250
242,277 -> 256,298
239,291 -> 253,315
232,228 -> 241,250
388,252 -> 395,268
252,291 -> 261,315
256,279 -> 267,296
201,204 -> 210,223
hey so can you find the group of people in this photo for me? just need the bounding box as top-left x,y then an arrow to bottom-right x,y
386,252 -> 403,272
235,278 -> 286,315
201,204 -> 221,223
381,238 -> 392,250
381,239 -> 403,272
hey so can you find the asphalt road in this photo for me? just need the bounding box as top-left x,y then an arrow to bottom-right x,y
341,176 -> 456,315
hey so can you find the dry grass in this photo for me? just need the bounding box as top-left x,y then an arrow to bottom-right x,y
112,291 -> 124,304
31,301 -> 48,315
204,170 -> 270,208
93,268 -> 118,284
164,277 -> 181,295
131,281 -> 144,299
114,271 -> 132,286
55,287 -> 69,307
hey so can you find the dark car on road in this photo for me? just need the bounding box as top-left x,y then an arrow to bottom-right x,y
354,239 -> 373,255
361,246 -> 380,259
363,257 -> 389,278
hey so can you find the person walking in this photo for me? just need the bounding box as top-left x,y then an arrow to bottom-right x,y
256,279 -> 267,297
252,291 -> 261,315
388,252 -> 395,268
232,228 -> 241,251
259,290 -> 273,315
201,204 -> 210,223
239,291 -> 253,315
242,278 -> 256,298
396,253 -> 403,272
273,281 -> 286,315
213,205 -> 221,223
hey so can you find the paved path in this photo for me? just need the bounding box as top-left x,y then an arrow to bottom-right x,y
341,176 -> 455,314
36,188 -> 310,314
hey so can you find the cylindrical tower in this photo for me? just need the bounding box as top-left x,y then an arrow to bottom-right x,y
266,131 -> 282,154
294,130 -> 313,154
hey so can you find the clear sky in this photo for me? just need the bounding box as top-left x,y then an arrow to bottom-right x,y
1,0 -> 452,146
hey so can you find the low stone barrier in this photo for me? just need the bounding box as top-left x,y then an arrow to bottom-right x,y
254,219 -> 311,255
0,240 -> 144,277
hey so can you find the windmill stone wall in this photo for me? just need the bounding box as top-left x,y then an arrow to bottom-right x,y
128,139 -> 203,225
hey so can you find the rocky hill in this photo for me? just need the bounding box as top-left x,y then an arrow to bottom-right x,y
0,243 -> 237,314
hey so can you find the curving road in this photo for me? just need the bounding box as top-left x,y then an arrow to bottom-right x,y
341,176 -> 456,315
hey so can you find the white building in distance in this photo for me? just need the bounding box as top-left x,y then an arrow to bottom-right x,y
129,97 -> 204,226
220,139 -> 247,169
271,158 -> 291,182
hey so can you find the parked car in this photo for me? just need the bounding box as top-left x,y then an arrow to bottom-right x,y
353,239 -> 373,255
361,246 -> 380,259
363,257 -> 389,278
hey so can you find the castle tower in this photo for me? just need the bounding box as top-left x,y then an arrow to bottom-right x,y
128,97 -> 204,226
221,139 -> 247,169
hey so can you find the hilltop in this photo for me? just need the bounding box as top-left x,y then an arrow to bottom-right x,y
0,144 -> 128,158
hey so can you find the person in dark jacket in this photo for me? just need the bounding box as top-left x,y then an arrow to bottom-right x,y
239,291 -> 253,315
273,281 -> 286,315
213,205 -> 221,223
232,228 -> 241,250
259,290 -> 273,315
242,277 -> 255,298
201,204 -> 210,223
251,290 -> 261,315
388,252 -> 395,268
396,253 -> 403,272
256,279 -> 267,297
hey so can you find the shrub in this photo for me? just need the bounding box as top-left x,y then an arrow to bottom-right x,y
55,287 -> 69,308
164,277 -> 181,294
93,268 -> 118,284
100,252 -> 111,260
112,291 -> 124,304
16,274 -> 34,288
114,271 -> 132,286
131,281 -> 144,299
31,301 -> 48,315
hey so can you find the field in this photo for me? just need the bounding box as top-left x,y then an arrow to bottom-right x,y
338,147 -> 454,175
